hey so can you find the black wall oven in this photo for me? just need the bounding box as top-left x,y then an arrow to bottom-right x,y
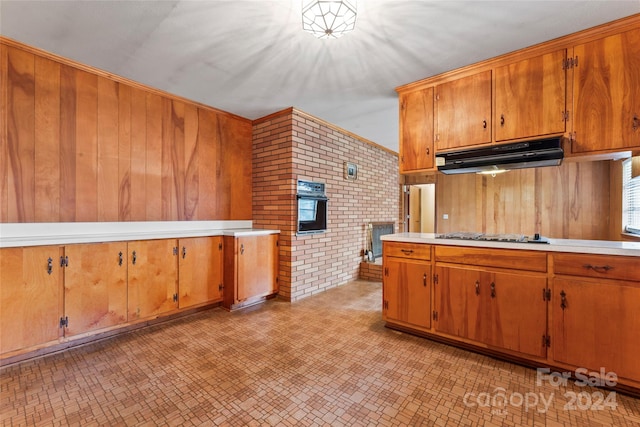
297,180 -> 328,234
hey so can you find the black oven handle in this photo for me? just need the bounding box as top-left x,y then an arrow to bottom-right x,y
297,195 -> 328,201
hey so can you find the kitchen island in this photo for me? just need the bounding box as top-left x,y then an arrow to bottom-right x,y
381,233 -> 640,393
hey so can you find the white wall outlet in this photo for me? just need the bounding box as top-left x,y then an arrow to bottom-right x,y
442,214 -> 449,220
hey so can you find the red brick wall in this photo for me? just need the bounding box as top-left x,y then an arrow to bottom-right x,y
252,108 -> 399,301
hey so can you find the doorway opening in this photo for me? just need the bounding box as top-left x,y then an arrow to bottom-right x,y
405,184 -> 435,233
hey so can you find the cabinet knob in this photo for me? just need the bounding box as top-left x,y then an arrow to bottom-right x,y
132,250 -> 137,265
500,114 -> 505,127
482,119 -> 487,129
633,114 -> 639,131
182,246 -> 187,259
475,280 -> 480,295
423,274 -> 427,287
560,290 -> 567,310
47,257 -> 53,275
118,251 -> 123,266
490,282 -> 496,298
426,147 -> 430,155
240,244 -> 244,255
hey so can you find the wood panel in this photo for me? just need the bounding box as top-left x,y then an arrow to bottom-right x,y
183,104 -> 199,220
434,266 -> 483,340
435,161 -> 611,240
383,242 -> 430,260
0,246 -> 62,354
127,239 -> 178,320
97,76 -> 119,221
178,236 -> 223,308
129,86 -> 147,221
34,56 -> 60,222
384,258 -> 431,329
1,39 -> 253,223
63,242 -> 127,336
117,83 -> 132,221
59,64 -> 77,221
145,93 -> 163,221
197,108 -> 220,219
236,234 -> 278,301
6,45 -> 35,222
553,253 -> 640,282
74,69 -> 98,221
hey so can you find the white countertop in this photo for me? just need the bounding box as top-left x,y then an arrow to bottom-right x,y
0,221 -> 280,248
382,233 -> 640,257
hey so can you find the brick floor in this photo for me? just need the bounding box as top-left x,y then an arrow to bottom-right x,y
1,280 -> 639,426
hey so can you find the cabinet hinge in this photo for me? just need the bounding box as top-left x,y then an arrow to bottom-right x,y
562,110 -> 570,122
218,283 -> 224,291
432,311 -> 438,321
173,247 -> 178,256
173,293 -> 178,303
60,256 -> 69,267
276,277 -> 279,284
59,316 -> 69,328
562,56 -> 578,70
434,274 -> 438,285
218,242 -> 223,250
384,267 -> 389,276
276,240 -> 279,247
542,334 -> 551,348
543,288 -> 551,301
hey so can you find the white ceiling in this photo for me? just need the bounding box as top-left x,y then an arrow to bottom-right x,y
1,1 -> 639,152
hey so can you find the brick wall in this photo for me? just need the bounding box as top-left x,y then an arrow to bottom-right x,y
252,108 -> 399,301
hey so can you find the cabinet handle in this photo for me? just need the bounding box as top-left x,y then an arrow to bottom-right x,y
400,249 -> 414,255
132,250 -> 137,265
560,290 -> 567,310
426,147 -> 430,155
47,257 -> 53,275
423,274 -> 427,287
490,282 -> 496,298
475,280 -> 480,295
583,264 -> 613,273
482,119 -> 487,129
633,114 -> 639,131
182,246 -> 187,259
500,114 -> 505,127
118,251 -> 123,266
240,244 -> 244,255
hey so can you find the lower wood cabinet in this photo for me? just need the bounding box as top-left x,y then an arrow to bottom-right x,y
223,234 -> 279,310
63,242 -> 128,337
127,239 -> 179,321
0,246 -> 63,355
434,266 -> 548,358
383,257 -> 431,330
178,236 -> 224,309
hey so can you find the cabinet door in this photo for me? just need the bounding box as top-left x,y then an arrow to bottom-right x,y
435,70 -> 492,150
178,236 -> 223,308
495,49 -> 566,141
384,258 -> 431,329
434,266 -> 483,340
553,278 -> 640,382
399,87 -> 434,172
128,239 -> 178,320
63,242 -> 127,336
236,234 -> 278,301
571,28 -> 640,153
485,271 -> 547,358
0,246 -> 62,354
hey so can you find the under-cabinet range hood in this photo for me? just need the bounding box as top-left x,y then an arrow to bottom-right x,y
436,137 -> 564,175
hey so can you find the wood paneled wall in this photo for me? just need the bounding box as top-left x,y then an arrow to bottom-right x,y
1,40 -> 252,223
435,161 -> 612,240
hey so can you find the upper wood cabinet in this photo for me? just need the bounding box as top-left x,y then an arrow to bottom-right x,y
435,70 -> 492,151
494,49 -> 567,142
570,27 -> 640,154
399,87 -> 434,173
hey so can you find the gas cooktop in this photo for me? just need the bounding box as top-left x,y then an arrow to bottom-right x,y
435,232 -> 549,244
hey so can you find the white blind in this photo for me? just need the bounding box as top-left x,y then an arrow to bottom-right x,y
623,159 -> 640,235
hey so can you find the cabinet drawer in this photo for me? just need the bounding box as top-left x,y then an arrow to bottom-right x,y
553,253 -> 640,282
384,242 -> 431,260
435,246 -> 547,272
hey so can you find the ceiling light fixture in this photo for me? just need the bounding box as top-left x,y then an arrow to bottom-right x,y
302,0 -> 357,39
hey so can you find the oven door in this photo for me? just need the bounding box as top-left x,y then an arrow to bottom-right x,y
297,195 -> 328,234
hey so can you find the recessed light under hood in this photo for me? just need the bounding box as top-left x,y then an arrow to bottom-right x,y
435,137 -> 564,175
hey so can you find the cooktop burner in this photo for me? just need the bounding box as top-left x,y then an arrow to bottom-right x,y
435,232 -> 549,244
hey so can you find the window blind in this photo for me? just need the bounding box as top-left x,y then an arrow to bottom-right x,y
623,159 -> 640,235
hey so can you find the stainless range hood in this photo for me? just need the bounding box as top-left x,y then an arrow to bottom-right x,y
436,137 -> 564,175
